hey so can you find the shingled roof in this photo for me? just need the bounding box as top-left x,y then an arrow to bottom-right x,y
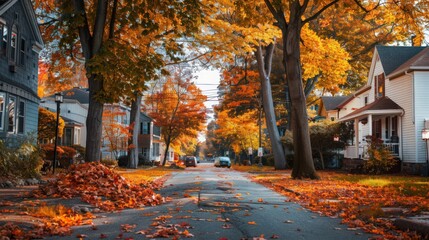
321,96 -> 350,111
388,47 -> 429,78
340,97 -> 404,121
46,88 -> 90,104
376,46 -> 426,76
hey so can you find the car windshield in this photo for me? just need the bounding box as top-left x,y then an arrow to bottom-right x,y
219,157 -> 230,161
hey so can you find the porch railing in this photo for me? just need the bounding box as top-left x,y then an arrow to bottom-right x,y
344,139 -> 399,159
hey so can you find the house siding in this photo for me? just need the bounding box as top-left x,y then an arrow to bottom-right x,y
414,71 -> 429,163
368,57 -> 385,102
40,100 -> 88,147
0,1 -> 41,145
388,74 -> 415,162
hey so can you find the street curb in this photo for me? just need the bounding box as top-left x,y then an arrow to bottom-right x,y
394,218 -> 429,238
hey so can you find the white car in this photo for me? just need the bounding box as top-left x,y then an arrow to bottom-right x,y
214,156 -> 231,168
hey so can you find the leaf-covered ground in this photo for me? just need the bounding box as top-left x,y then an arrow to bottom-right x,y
241,168 -> 429,239
0,163 -> 175,239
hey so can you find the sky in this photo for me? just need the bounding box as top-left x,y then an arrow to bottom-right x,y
194,69 -> 221,141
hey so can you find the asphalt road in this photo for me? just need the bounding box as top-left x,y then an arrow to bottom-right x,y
51,162 -> 374,240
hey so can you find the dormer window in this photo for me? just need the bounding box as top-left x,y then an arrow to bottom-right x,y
10,25 -> 17,63
374,73 -> 385,99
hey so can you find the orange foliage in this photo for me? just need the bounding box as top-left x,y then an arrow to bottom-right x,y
252,171 -> 427,239
32,163 -> 164,211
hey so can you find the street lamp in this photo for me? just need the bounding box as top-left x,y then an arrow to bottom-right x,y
53,92 -> 63,174
422,128 -> 429,177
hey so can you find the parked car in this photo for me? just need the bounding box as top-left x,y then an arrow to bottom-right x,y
185,156 -> 197,167
214,156 -> 231,168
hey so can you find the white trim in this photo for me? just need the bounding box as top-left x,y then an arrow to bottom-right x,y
0,0 -> 18,16
340,109 -> 404,122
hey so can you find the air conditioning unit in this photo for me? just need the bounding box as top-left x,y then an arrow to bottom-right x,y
9,64 -> 17,73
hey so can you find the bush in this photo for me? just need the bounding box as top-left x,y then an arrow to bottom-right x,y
40,144 -> 77,168
101,158 -> 119,168
118,155 -> 128,167
0,140 -> 43,179
71,145 -> 86,161
363,137 -> 398,174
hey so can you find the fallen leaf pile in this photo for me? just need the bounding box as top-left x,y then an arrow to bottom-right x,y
253,171 -> 427,239
32,162 -> 164,211
0,203 -> 94,239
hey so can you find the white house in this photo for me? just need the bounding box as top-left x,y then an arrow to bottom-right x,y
338,46 -> 429,174
40,87 -> 169,162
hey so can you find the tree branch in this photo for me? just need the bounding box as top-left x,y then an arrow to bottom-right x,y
303,0 -> 340,24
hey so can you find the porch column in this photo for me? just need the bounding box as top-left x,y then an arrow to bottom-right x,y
355,118 -> 359,158
368,114 -> 373,136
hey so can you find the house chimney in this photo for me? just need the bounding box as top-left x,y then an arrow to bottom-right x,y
411,35 -> 416,46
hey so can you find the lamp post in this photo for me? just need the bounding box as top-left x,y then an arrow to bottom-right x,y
422,128 -> 429,177
53,93 -> 63,174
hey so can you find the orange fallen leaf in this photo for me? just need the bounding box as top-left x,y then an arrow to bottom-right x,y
248,221 -> 256,225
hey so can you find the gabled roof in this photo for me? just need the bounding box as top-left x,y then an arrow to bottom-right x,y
339,97 -> 404,122
321,96 -> 350,111
388,47 -> 429,79
0,0 -> 44,48
376,46 -> 426,76
46,88 -> 90,104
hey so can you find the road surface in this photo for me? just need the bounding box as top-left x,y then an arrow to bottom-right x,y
51,162 -> 374,239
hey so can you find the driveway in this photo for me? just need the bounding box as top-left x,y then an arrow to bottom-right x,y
51,163 -> 374,239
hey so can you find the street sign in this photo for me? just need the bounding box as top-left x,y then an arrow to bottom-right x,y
258,147 -> 263,157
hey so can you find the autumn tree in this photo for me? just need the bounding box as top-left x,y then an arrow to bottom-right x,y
102,105 -> 131,160
34,0 -> 203,162
144,67 -> 207,166
38,108 -> 65,143
215,109 -> 260,163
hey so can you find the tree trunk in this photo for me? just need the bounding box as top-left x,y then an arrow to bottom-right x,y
162,133 -> 172,166
128,93 -> 142,168
85,75 -> 104,162
255,44 -> 287,170
282,16 -> 318,179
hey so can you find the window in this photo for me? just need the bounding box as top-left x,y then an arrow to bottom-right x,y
391,116 -> 398,137
8,97 -> 16,133
153,143 -> 160,157
143,121 -> 149,134
75,128 -> 81,145
19,38 -> 25,65
373,119 -> 382,139
1,23 -> 7,56
374,74 -> 385,99
364,96 -> 368,105
64,128 -> 72,146
17,101 -> 24,134
0,93 -> 4,129
10,26 -> 17,62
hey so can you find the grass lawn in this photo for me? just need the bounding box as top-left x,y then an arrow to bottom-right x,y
234,166 -> 429,239
117,166 -> 183,184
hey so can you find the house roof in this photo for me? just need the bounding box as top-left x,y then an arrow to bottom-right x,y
46,88 -> 90,104
376,46 -> 426,76
339,97 -> 404,122
388,47 -> 429,79
321,96 -> 350,111
61,116 -> 84,127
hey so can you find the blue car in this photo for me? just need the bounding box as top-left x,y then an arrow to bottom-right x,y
214,156 -> 231,168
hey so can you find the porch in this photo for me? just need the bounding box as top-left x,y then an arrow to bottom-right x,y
339,97 -> 404,160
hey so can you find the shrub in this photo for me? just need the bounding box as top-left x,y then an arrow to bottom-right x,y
363,136 -> 397,174
71,145 -> 86,161
40,144 -> 77,168
101,158 -> 119,168
0,140 -> 43,179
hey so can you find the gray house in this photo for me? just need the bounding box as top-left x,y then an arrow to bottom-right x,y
0,0 -> 43,146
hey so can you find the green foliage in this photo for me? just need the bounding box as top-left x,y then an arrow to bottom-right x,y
0,140 -> 43,179
363,136 -> 397,175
